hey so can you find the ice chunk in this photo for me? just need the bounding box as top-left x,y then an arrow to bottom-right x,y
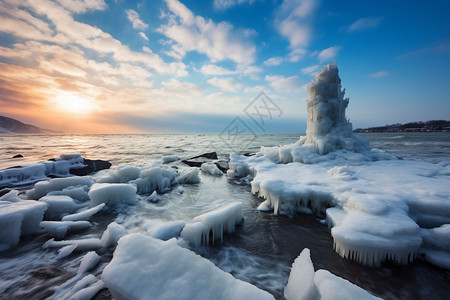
143,219 -> 186,240
0,190 -> 21,202
62,203 -> 105,221
178,167 -> 201,184
39,195 -> 84,220
43,222 -> 126,251
284,248 -> 319,300
162,155 -> 180,163
57,244 -> 77,259
26,177 -> 94,200
420,249 -> 450,270
331,210 -> 422,266
0,199 -> 47,250
181,202 -> 243,247
102,233 -> 274,300
40,221 -> 91,239
78,251 -> 100,274
48,186 -> 90,202
314,269 -> 381,299
131,166 -> 178,194
97,166 -> 140,183
201,162 -> 223,175
420,225 -> 450,251
69,279 -> 106,300
227,153 -> 251,179
88,183 -> 137,207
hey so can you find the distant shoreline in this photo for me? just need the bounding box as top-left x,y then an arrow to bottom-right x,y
354,120 -> 450,133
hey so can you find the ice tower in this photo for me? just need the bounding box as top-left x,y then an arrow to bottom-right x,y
305,62 -> 369,154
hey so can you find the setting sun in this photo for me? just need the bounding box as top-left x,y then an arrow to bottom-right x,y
52,92 -> 97,115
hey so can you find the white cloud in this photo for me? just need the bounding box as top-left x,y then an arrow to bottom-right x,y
301,64 -> 320,74
318,46 -> 341,62
265,74 -> 304,93
213,0 -> 255,10
125,9 -> 148,30
348,17 -> 382,32
275,0 -> 317,60
56,0 -> 107,14
200,64 -> 235,75
207,77 -> 244,92
369,71 -> 389,78
244,85 -> 271,94
264,57 -> 284,66
159,0 -> 256,64
139,32 -> 149,41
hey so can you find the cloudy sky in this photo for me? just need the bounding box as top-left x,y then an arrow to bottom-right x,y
1,0 -> 449,133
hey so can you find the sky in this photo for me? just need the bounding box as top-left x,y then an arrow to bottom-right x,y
0,0 -> 449,134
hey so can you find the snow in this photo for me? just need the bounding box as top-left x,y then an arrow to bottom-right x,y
102,233 -> 274,300
201,162 -> 223,175
26,177 -> 94,200
88,183 -> 137,207
61,203 -> 105,221
181,202 -> 243,247
227,63 -> 450,267
161,155 -> 180,163
284,248 -> 319,300
40,221 -> 91,239
284,248 -> 381,300
0,198 -> 47,251
39,195 -> 84,220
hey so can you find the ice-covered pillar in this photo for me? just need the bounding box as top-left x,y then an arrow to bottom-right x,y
304,63 -> 367,154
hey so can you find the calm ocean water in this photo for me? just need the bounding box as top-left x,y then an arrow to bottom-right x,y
0,132 -> 449,299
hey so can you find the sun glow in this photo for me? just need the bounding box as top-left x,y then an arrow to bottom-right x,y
52,92 -> 97,115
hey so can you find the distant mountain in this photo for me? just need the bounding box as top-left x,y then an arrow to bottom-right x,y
354,120 -> 450,133
0,116 -> 57,134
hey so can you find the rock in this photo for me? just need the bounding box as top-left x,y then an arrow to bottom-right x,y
181,152 -> 230,172
12,154 -> 23,158
70,159 -> 112,176
189,152 -> 218,160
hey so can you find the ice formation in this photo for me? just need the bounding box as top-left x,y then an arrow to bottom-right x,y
102,233 -> 274,300
61,203 -> 105,221
0,196 -> 47,250
181,202 -> 244,247
201,162 -> 223,176
284,248 -> 381,300
40,220 -> 91,239
26,176 -> 94,200
161,155 -> 180,163
88,183 -> 137,207
227,63 -> 450,267
38,195 -> 85,220
0,154 -> 86,188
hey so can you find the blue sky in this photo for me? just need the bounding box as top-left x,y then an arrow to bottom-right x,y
0,0 -> 449,133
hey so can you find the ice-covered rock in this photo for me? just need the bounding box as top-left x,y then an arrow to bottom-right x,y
40,220 -> 91,239
0,164 -> 47,188
39,195 -> 84,220
0,199 -> 47,250
26,177 -> 94,200
181,202 -> 243,247
201,162 -> 223,175
102,233 -> 274,300
226,63 -> 449,267
88,183 -> 137,207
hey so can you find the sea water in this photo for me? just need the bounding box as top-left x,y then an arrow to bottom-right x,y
0,132 -> 449,299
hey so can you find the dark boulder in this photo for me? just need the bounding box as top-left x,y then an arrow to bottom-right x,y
70,159 -> 111,176
12,154 -> 23,158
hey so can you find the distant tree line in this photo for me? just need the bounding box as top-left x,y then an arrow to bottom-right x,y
354,120 -> 450,133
